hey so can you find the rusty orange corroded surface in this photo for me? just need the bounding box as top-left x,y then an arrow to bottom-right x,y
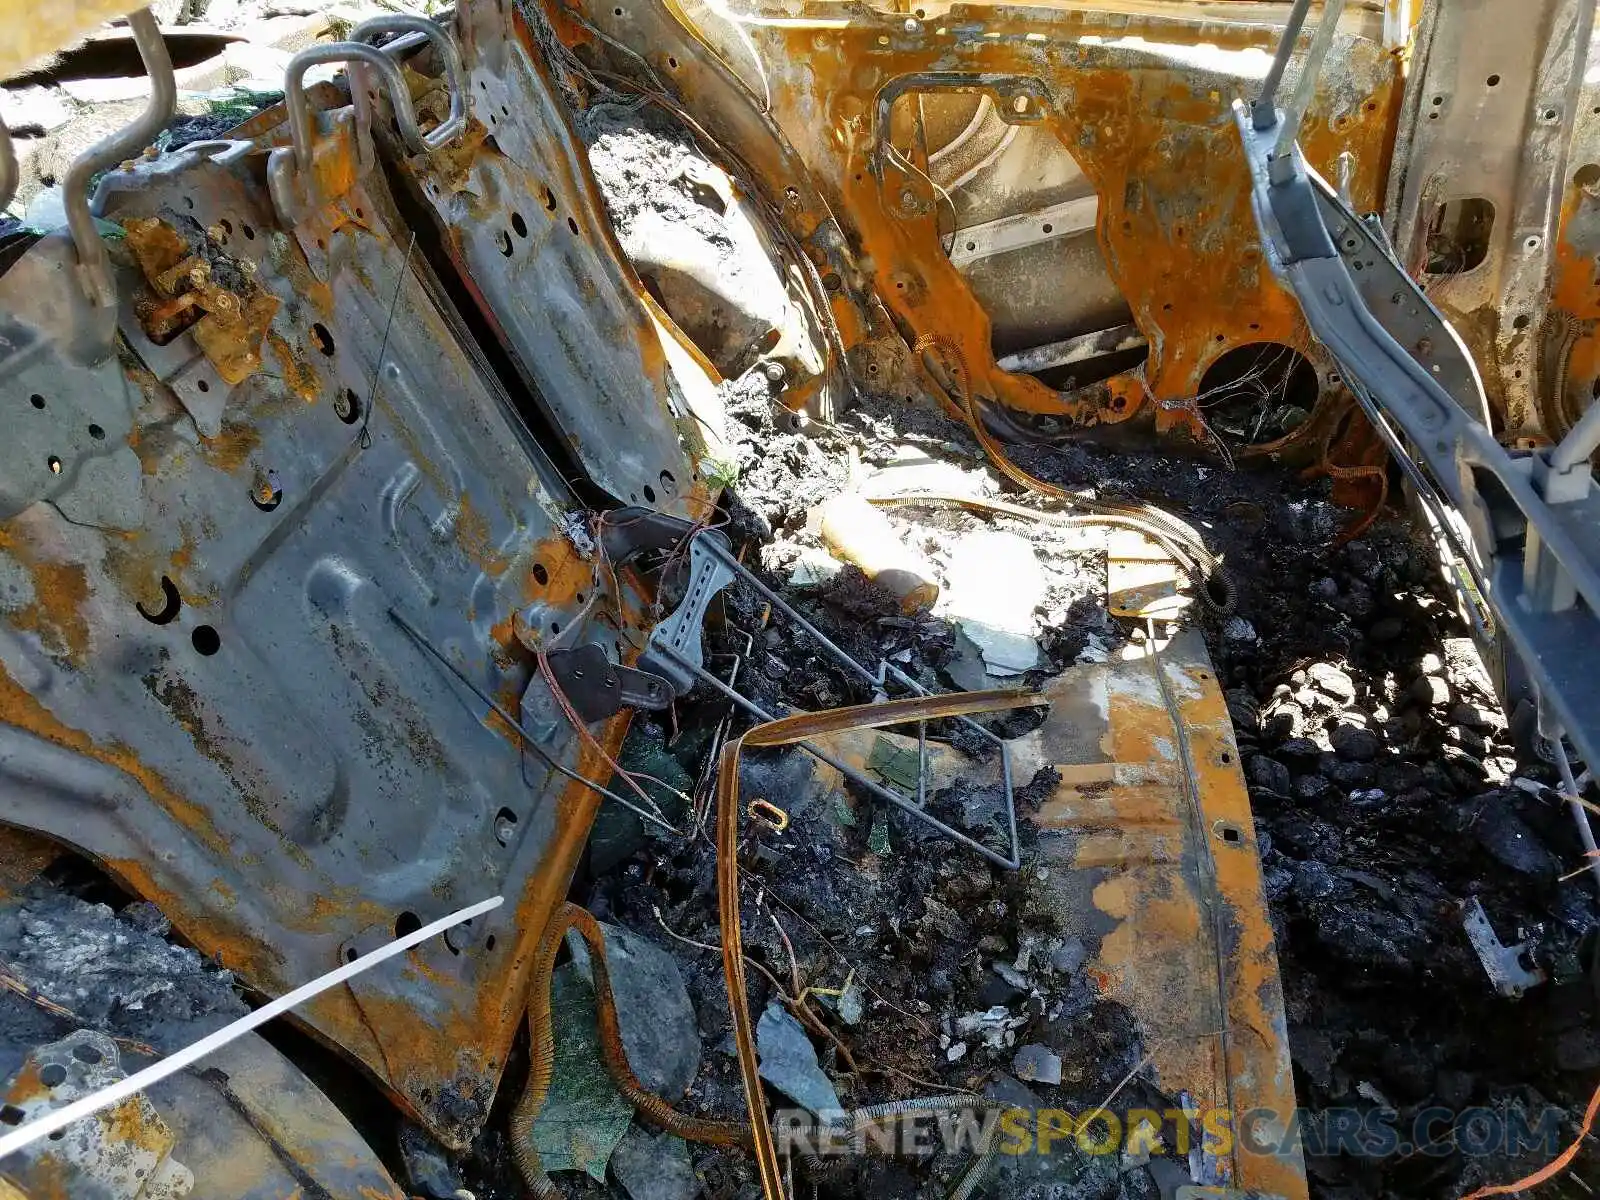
1545,176 -> 1600,441
796,633 -> 1304,1193
1029,634 -> 1305,1197
577,0 -> 1399,441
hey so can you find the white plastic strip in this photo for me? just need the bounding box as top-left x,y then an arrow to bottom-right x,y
0,894 -> 503,1159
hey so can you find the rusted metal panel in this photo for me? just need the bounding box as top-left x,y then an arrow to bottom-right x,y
565,0 -> 1399,451
371,1 -> 716,516
0,98 -> 646,1148
1388,0 -> 1595,441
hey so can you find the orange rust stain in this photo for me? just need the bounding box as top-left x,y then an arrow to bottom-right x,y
455,494 -> 510,578
307,279 -> 336,317
268,330 -> 323,403
0,527 -> 92,664
593,3 -> 1398,442
201,420 -> 262,475
1024,653 -> 1306,1199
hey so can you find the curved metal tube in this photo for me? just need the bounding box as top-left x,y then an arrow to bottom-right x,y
0,122 -> 16,215
351,14 -> 468,149
285,42 -> 419,173
63,7 -> 175,307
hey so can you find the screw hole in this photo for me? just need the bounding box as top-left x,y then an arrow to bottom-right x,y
311,323 -> 336,356
668,56 -> 679,69
486,934 -> 497,951
395,912 -> 422,938
532,563 -> 549,586
0,1106 -> 23,1126
191,625 -> 221,656
39,1065 -> 66,1088
336,388 -> 362,425
72,1043 -> 102,1064
659,469 -> 676,492
243,223 -> 255,240
643,484 -> 656,503
251,474 -> 283,512
29,394 -> 44,410
512,212 -> 528,237
46,455 -> 61,475
1487,74 -> 1501,87
87,423 -> 105,440
567,217 -> 579,235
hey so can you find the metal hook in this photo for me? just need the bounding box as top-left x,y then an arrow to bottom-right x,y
284,42 -> 417,175
351,14 -> 469,150
62,7 -> 176,307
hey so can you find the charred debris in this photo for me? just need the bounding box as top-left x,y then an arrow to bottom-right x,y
1,6 -> 1599,1200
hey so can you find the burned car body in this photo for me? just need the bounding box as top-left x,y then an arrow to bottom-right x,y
0,0 -> 1597,1197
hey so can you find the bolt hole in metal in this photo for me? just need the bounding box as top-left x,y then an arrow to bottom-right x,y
512,211 -> 527,237
137,576 -> 182,625
88,423 -> 104,440
46,455 -> 62,475
532,562 -> 549,586
29,393 -> 44,409
659,468 -> 676,493
335,388 -> 362,424
1215,822 -> 1244,845
567,217 -> 579,235
38,1065 -> 66,1088
496,229 -> 513,256
1488,74 -> 1501,87
311,322 -> 336,356
196,378 -> 211,394
395,912 -> 422,938
643,484 -> 656,503
494,807 -> 519,846
72,1043 -> 102,1065
191,625 -> 221,656
0,1106 -> 22,1126
251,472 -> 283,512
